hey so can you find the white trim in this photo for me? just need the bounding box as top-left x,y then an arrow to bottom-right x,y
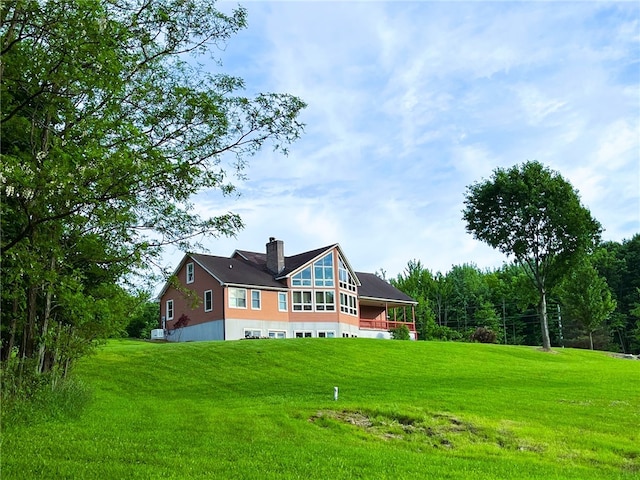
251,290 -> 261,310
294,330 -> 313,338
292,290 -> 313,311
229,287 -> 247,309
166,299 -> 174,320
314,290 -> 336,312
243,328 -> 262,338
186,262 -> 194,284
279,244 -> 339,280
318,330 -> 336,338
204,290 -> 213,312
268,330 -> 286,339
278,292 -> 288,312
225,282 -> 287,292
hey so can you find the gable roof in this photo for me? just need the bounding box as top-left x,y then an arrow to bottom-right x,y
190,253 -> 286,290
357,272 -> 417,305
158,243 -> 414,305
234,244 -> 355,280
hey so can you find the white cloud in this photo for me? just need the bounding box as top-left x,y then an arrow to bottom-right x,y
164,1 -> 640,281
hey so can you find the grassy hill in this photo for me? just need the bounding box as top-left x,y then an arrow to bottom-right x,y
3,339 -> 639,479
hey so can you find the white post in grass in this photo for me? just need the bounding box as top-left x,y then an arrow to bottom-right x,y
334,386 -> 339,401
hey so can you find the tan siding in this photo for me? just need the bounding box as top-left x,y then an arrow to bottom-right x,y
225,288 -> 288,321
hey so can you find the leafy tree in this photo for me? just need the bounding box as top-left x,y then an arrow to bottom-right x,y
592,235 -> 640,353
462,161 -> 601,350
1,0 -> 305,384
446,263 -> 489,331
126,299 -> 160,339
432,272 -> 453,326
558,260 -> 616,350
390,260 -> 436,339
474,301 -> 502,343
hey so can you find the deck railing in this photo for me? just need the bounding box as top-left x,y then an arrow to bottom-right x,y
359,319 -> 416,332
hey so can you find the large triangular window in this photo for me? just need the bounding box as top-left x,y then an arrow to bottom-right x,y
338,256 -> 357,292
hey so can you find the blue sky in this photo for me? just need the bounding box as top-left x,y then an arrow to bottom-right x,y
169,1 -> 639,280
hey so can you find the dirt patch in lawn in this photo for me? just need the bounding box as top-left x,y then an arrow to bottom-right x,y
310,409 -> 544,452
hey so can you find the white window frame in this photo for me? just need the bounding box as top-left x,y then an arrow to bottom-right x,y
204,290 -> 213,312
251,290 -> 261,310
318,330 -> 336,338
339,256 -> 357,292
186,262 -> 194,284
244,328 -> 262,339
294,331 -> 313,338
278,292 -> 288,312
292,266 -> 312,287
229,288 -> 247,309
340,292 -> 357,316
315,290 -> 335,311
268,330 -> 286,339
292,290 -> 313,311
166,299 -> 174,320
313,253 -> 334,287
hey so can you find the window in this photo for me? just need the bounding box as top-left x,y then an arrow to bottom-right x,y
268,330 -> 286,339
244,329 -> 261,338
318,331 -> 336,338
204,290 -> 212,312
186,262 -> 194,284
166,299 -> 174,320
229,288 -> 247,308
315,291 -> 335,311
278,292 -> 287,311
339,257 -> 357,292
292,266 -> 312,286
251,290 -> 261,310
340,292 -> 357,316
295,331 -> 313,338
292,291 -> 312,311
314,253 -> 334,287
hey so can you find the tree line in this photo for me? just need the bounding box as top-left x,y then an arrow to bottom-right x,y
390,234 -> 639,353
1,0 -> 305,397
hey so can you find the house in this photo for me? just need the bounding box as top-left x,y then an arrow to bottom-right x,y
157,238 -> 417,341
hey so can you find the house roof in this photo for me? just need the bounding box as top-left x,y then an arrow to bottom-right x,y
158,243 -> 415,305
234,244 -> 337,278
190,253 -> 286,290
356,272 -> 417,305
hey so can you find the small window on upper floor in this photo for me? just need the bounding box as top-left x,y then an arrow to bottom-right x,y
186,262 -> 194,284
204,290 -> 213,312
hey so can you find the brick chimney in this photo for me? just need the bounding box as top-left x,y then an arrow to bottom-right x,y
266,237 -> 285,275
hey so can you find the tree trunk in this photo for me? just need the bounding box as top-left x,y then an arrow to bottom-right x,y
24,283 -> 38,358
589,331 -> 594,350
539,289 -> 551,350
37,257 -> 56,373
3,298 -> 19,362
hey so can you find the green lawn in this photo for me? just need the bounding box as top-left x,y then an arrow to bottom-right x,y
3,339 -> 639,479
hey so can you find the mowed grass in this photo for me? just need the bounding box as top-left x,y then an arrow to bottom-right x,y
3,339 -> 639,479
